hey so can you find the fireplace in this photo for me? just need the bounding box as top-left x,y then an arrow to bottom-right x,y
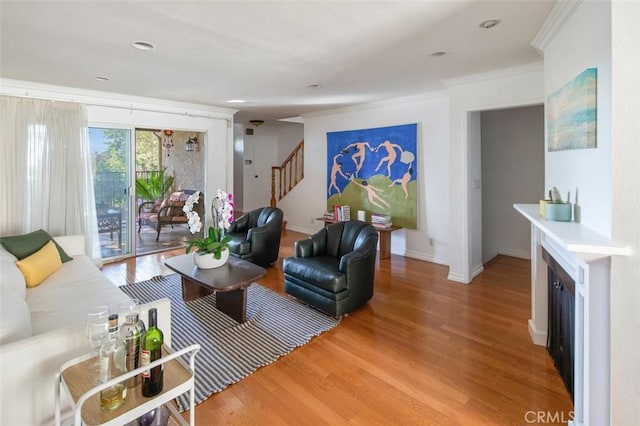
542,247 -> 575,401
514,204 -> 630,426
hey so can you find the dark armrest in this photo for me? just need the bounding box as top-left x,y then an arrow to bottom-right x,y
138,201 -> 156,214
339,247 -> 376,291
156,205 -> 176,219
229,213 -> 249,233
247,225 -> 269,241
295,239 -> 314,258
294,228 -> 327,257
339,249 -> 369,272
339,231 -> 378,275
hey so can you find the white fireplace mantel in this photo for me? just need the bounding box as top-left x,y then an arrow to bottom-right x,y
514,204 -> 630,426
514,204 -> 630,257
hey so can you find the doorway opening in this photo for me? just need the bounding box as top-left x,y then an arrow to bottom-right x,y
134,129 -> 205,256
90,127 -> 205,260
478,105 -> 544,265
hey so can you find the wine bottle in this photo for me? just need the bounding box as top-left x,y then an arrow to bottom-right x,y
141,308 -> 164,397
99,313 -> 127,412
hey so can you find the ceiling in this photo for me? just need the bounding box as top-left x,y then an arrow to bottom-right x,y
0,1 -> 554,125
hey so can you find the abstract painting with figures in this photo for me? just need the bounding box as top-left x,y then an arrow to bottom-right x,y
326,123 -> 418,229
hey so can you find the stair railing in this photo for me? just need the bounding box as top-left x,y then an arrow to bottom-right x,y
271,140 -> 304,207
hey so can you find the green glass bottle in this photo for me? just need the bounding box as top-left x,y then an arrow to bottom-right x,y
140,308 -> 164,397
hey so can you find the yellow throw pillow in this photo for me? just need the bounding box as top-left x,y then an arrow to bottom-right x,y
15,240 -> 62,288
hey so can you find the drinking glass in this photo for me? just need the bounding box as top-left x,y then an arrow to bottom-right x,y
85,306 -> 109,372
117,298 -> 140,326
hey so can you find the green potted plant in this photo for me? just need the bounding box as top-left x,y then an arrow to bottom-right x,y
135,168 -> 175,202
183,189 -> 234,268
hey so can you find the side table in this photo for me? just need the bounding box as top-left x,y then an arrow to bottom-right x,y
316,218 -> 402,260
55,344 -> 200,426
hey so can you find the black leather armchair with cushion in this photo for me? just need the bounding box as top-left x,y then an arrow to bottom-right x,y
226,207 -> 283,267
283,220 -> 378,317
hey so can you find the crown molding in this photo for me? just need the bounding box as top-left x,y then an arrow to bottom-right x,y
441,62 -> 543,88
531,0 -> 583,54
0,78 -> 237,119
303,90 -> 448,119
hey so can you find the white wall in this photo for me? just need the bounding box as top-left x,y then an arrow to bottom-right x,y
543,0 -> 612,237
283,92 -> 450,264
240,125 -> 277,211
164,130 -> 205,192
468,111 -> 483,277
233,123 -> 245,212
481,105 -> 545,262
233,123 -> 303,213
275,124 -> 304,164
538,1 -> 640,422
610,1 -> 640,423
446,64 -> 544,283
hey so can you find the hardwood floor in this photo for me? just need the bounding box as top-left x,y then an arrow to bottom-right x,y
101,231 -> 573,425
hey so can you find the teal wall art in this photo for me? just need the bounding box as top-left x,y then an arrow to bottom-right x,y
547,67 -> 597,152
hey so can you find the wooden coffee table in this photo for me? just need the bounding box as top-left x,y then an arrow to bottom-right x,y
164,254 -> 266,323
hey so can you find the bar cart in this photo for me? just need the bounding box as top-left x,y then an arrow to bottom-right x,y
55,344 -> 200,426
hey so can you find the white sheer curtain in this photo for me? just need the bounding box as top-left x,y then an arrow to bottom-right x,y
0,96 -> 101,262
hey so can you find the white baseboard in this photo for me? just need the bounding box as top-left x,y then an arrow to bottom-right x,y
447,272 -> 470,284
471,263 -> 484,278
498,247 -> 531,260
528,319 -> 547,346
401,249 -> 448,266
285,225 -> 314,235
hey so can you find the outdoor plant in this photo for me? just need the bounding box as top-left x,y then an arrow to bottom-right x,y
135,168 -> 175,201
183,189 -> 234,259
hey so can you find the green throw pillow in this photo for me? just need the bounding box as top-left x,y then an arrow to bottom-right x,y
0,229 -> 73,263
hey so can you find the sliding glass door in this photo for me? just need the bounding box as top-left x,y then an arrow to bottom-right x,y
89,127 -> 133,259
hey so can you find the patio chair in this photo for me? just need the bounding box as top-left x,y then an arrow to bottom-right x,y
138,190 -> 202,241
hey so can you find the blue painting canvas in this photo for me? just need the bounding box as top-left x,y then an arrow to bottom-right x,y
326,123 -> 418,229
547,68 -> 597,151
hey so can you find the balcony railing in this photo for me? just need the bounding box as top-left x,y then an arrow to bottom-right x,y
94,170 -> 161,210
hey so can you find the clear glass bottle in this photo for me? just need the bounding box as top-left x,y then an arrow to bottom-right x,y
141,308 -> 164,397
119,312 -> 146,389
99,313 -> 127,412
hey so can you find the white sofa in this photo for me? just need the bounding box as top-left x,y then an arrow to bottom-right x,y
0,235 -> 172,425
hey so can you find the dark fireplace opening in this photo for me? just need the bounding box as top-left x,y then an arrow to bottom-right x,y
542,247 -> 575,401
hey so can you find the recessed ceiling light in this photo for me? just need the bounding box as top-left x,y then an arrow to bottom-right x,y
430,51 -> 447,57
131,40 -> 155,51
479,19 -> 500,29
95,76 -> 109,82
227,99 -> 247,104
307,84 -> 321,89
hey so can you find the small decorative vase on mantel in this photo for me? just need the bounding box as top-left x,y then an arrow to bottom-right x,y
192,248 -> 230,269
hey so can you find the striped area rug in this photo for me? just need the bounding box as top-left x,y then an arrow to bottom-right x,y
120,274 -> 340,411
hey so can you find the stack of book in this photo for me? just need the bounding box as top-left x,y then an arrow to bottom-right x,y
332,205 -> 351,221
370,213 -> 392,228
322,211 -> 335,220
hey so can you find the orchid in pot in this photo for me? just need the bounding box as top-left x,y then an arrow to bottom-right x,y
183,189 -> 234,267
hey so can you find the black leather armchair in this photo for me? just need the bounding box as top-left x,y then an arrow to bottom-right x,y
226,207 -> 283,267
283,220 -> 378,317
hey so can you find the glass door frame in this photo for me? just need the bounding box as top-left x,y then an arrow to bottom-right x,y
89,122 -> 137,262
